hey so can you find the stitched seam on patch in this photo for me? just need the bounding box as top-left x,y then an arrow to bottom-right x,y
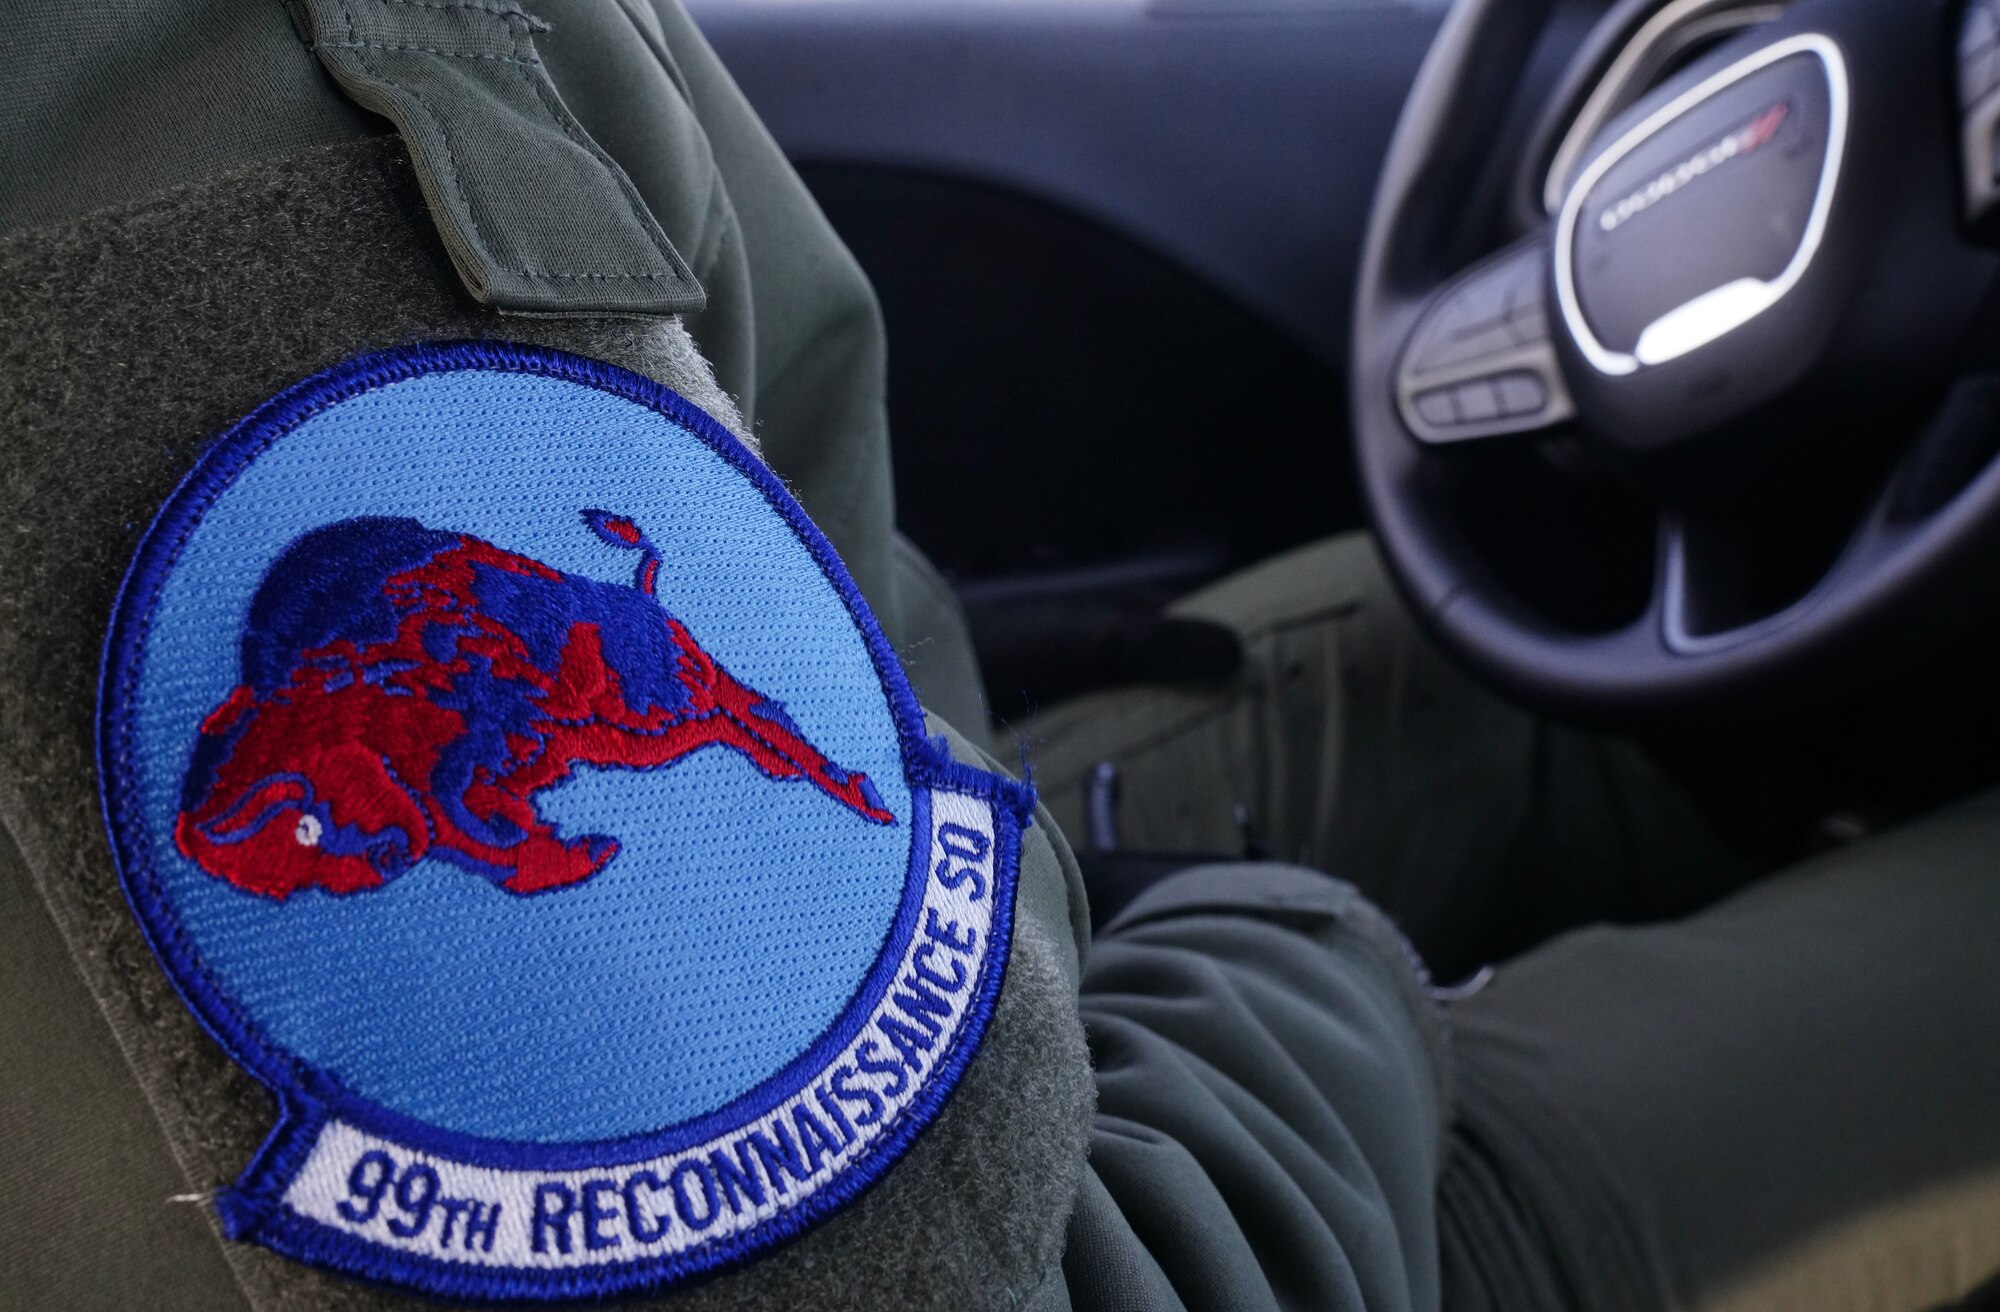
102,344 -> 929,1083
94,341 -> 1033,1302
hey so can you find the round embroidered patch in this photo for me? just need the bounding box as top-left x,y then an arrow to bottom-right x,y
96,342 -> 1028,1302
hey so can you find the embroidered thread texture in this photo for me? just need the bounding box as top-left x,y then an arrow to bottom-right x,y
177,510 -> 891,900
95,342 -> 1029,1302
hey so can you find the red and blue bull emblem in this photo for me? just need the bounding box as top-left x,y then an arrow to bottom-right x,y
96,343 -> 1028,1302
177,510 -> 893,900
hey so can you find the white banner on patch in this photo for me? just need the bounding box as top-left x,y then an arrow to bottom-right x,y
280,790 -> 999,1270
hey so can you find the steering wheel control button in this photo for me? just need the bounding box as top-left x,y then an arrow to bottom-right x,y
1964,0 -> 2000,105
1556,34 -> 1846,378
1962,0 -> 2000,228
1962,45 -> 2000,112
1454,380 -> 1503,423
1413,389 -> 1457,427
1494,372 -> 1550,416
1396,241 -> 1576,444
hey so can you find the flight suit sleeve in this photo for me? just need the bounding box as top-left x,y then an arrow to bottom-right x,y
533,0 -> 992,739
1065,865 -> 1452,1312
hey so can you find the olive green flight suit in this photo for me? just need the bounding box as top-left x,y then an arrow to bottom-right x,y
1035,535 -> 2000,1312
3,4 -> 2000,1312
0,5 -> 1437,1310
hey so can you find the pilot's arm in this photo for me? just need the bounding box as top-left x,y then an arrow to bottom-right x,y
8,4 -> 2000,1312
0,2 -> 1447,1309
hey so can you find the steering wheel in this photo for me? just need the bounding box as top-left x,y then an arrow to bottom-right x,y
1352,0 -> 2000,720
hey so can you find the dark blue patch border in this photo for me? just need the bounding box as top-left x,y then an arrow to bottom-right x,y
95,341 -> 1033,1303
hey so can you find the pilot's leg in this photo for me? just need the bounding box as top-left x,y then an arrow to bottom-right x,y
1028,533 -> 1750,976
1441,787 -> 2000,1312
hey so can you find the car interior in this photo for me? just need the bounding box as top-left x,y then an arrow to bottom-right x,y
690,0 -> 2000,963
14,1 -> 2000,1304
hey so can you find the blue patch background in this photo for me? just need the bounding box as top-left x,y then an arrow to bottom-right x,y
127,370 -> 913,1143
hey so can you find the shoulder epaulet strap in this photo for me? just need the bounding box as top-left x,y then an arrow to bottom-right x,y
292,0 -> 704,317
